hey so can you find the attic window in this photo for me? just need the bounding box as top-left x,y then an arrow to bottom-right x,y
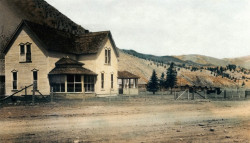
19,43 -> 32,63
105,49 -> 111,64
20,44 -> 25,55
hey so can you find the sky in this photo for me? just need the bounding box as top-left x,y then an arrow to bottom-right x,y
46,0 -> 250,59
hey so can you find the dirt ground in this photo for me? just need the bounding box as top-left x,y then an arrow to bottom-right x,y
0,95 -> 250,143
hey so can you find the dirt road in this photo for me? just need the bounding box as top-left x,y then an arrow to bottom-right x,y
0,96 -> 250,143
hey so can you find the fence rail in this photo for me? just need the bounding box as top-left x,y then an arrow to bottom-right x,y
139,88 -> 250,100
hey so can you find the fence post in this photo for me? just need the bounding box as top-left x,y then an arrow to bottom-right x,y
224,90 -> 226,99
245,90 -> 247,99
188,90 -> 190,100
174,89 -> 176,100
231,90 -> 233,99
50,87 -> 53,102
204,90 -> 207,99
192,88 -> 195,100
32,82 -> 35,105
25,86 -> 27,96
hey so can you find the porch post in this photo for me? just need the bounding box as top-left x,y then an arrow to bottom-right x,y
82,75 -> 84,93
65,75 -> 67,93
133,78 -> 135,88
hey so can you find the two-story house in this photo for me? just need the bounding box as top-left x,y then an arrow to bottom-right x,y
3,20 -> 119,96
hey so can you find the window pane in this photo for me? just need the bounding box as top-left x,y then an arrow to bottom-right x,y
53,84 -> 60,92
105,50 -> 107,63
75,75 -> 81,82
108,50 -> 111,64
67,75 -> 74,82
26,45 -> 31,53
61,83 -> 65,92
101,73 -> 104,88
111,74 -> 113,88
84,76 -> 95,92
26,52 -> 31,62
13,72 -> 17,80
67,84 -> 74,92
75,83 -> 82,92
20,45 -> 25,55
13,81 -> 17,90
33,71 -> 37,80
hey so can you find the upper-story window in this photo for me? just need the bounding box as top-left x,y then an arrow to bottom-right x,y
20,42 -> 32,62
105,49 -> 111,64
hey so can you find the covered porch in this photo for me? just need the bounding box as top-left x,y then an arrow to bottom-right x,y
48,57 -> 97,94
118,71 -> 140,95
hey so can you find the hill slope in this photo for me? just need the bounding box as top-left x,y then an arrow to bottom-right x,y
119,50 -> 249,88
225,56 -> 250,69
175,54 -> 229,66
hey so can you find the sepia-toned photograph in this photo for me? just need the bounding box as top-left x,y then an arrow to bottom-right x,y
0,0 -> 250,142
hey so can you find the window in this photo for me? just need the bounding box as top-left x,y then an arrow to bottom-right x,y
105,49 -> 111,64
12,72 -> 17,90
19,43 -> 32,62
33,71 -> 38,90
20,44 -> 25,55
26,44 -> 31,62
101,73 -> 104,89
50,75 -> 65,92
67,75 -> 82,92
111,74 -> 113,89
108,49 -> 111,64
84,76 -> 95,92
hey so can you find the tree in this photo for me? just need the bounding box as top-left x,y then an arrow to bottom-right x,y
147,70 -> 159,94
159,72 -> 165,94
165,62 -> 177,94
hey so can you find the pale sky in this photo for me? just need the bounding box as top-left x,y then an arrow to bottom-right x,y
46,0 -> 250,59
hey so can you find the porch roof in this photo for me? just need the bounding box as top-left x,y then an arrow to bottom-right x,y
49,57 -> 97,75
118,71 -> 140,79
49,67 -> 97,75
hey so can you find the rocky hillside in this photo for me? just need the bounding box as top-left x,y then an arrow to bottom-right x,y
119,50 -> 250,88
0,0 -> 87,59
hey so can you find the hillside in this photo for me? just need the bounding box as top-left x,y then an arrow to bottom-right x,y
119,50 -> 250,88
175,54 -> 229,67
0,0 -> 87,59
225,55 -> 250,69
121,49 -> 202,66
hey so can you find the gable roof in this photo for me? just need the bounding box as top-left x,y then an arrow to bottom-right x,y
118,71 -> 140,79
3,20 -> 119,56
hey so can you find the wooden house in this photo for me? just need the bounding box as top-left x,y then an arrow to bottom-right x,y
3,20 -> 119,96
